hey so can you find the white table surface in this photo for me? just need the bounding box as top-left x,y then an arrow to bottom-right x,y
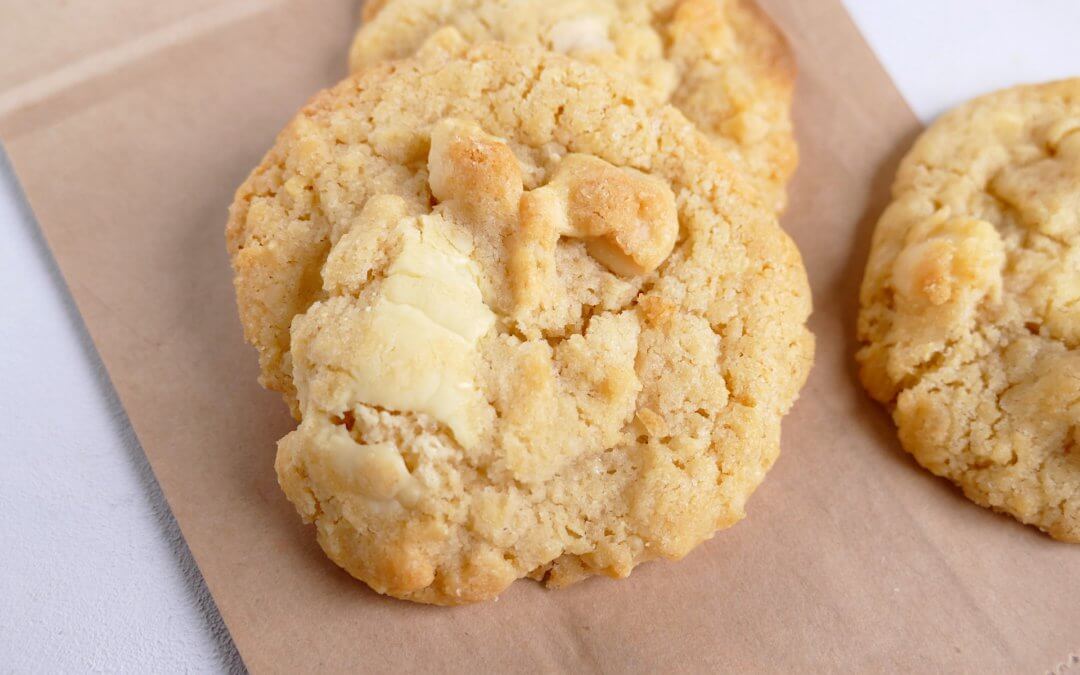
2,1 -> 1079,671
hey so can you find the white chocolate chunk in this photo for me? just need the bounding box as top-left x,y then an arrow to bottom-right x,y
322,427 -> 415,502
304,213 -> 495,449
354,217 -> 493,447
547,16 -> 614,55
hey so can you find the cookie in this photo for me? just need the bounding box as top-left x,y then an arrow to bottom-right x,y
857,79 -> 1080,542
227,43 -> 813,603
349,0 -> 797,213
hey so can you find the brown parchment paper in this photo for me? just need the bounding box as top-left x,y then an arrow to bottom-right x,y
2,0 -> 1077,671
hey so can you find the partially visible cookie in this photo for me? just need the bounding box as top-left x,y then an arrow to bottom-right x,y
350,0 -> 797,212
857,79 -> 1080,542
227,43 -> 813,603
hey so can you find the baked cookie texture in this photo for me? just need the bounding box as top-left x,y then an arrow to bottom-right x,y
349,0 -> 797,212
857,79 -> 1080,543
226,42 -> 813,603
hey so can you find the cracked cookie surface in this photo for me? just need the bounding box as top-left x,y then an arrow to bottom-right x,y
227,43 -> 813,603
350,0 -> 797,212
857,79 -> 1080,542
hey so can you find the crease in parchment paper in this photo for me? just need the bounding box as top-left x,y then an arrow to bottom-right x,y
0,0 -> 284,121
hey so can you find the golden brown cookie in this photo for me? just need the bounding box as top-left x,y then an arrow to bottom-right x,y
350,0 -> 797,212
227,42 -> 813,603
857,79 -> 1080,543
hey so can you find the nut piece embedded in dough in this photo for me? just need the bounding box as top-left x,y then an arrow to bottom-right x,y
892,217 -> 1004,308
428,118 -> 524,225
522,154 -> 679,277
